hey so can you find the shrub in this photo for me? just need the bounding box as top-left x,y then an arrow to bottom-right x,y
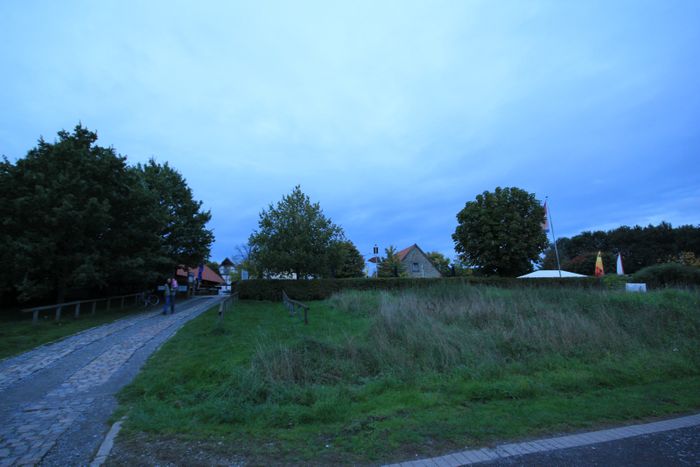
601,274 -> 628,290
632,263 -> 700,288
234,276 -> 602,301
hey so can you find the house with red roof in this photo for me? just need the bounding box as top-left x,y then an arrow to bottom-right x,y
175,264 -> 225,289
396,244 -> 441,278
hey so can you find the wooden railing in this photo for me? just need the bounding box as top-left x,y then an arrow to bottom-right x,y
22,292 -> 147,324
217,291 -> 239,324
282,289 -> 309,325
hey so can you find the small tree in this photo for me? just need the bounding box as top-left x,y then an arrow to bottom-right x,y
327,240 -> 366,278
377,246 -> 407,278
231,243 -> 261,280
453,187 -> 548,277
249,186 -> 344,278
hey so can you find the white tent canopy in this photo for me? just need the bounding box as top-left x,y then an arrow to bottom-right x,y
517,270 -> 588,279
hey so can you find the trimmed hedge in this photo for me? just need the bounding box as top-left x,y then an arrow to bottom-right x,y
632,263 -> 700,288
234,276 -> 603,301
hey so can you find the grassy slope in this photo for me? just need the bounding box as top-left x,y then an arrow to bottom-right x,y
116,289 -> 700,463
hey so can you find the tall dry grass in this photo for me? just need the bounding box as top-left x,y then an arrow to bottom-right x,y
251,285 -> 700,385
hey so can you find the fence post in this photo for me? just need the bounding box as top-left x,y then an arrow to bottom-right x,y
55,305 -> 62,322
120,296 -> 125,309
32,309 -> 39,324
74,302 -> 81,319
218,301 -> 224,324
92,301 -> 97,315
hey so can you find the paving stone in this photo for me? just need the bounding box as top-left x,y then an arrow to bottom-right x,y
1,300 -> 221,466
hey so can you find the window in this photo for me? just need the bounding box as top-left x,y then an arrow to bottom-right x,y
412,262 -> 420,272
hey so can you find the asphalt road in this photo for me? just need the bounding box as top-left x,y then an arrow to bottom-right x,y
483,425 -> 700,466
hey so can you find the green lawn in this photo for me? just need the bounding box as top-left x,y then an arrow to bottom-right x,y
116,286 -> 700,464
0,301 -> 156,360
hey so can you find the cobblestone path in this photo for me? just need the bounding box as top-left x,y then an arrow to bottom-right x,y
0,296 -> 223,466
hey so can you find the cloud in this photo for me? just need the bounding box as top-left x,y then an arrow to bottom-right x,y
1,0 -> 698,262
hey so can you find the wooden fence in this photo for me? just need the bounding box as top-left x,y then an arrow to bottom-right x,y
22,292 -> 147,325
217,291 -> 239,324
282,289 -> 309,325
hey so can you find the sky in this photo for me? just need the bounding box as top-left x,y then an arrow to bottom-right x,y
1,0 -> 699,263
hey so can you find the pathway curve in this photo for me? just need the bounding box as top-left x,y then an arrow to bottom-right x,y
0,296 -> 223,467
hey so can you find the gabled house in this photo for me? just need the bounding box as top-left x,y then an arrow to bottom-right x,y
219,258 -> 235,293
396,244 -> 441,278
175,265 -> 225,288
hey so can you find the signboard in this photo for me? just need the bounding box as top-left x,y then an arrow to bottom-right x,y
625,283 -> 647,293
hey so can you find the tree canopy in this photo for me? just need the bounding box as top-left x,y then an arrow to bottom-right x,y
0,124 -> 213,303
138,160 -> 214,269
249,186 -> 344,278
453,187 -> 548,277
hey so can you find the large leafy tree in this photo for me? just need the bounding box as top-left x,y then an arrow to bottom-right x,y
0,125 -> 165,302
0,124 -> 214,304
137,160 -> 214,271
249,186 -> 344,278
453,187 -> 548,277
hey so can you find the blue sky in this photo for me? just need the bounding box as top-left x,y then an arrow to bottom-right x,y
1,0 -> 699,263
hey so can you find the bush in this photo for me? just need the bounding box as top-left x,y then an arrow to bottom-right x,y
234,276 -> 603,301
601,274 -> 628,290
632,263 -> 700,288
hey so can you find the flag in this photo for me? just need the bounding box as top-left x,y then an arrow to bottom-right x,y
542,201 -> 550,232
595,251 -> 605,277
616,253 -> 624,275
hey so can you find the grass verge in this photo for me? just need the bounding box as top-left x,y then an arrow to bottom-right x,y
116,286 -> 700,464
0,302 -> 158,360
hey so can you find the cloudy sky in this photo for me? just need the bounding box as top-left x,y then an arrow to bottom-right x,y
2,0 -> 699,262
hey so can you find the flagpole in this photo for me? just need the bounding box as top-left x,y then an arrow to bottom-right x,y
546,196 -> 562,277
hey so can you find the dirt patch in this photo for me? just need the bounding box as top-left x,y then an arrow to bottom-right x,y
106,433 -> 247,466
105,431 -> 382,466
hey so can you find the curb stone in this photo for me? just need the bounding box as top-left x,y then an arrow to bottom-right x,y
383,412 -> 700,466
90,417 -> 125,467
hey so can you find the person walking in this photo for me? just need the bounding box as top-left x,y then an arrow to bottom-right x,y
162,278 -> 171,315
170,277 -> 178,314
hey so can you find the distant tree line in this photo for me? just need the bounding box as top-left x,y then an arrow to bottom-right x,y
0,124 -> 213,304
541,222 -> 700,275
